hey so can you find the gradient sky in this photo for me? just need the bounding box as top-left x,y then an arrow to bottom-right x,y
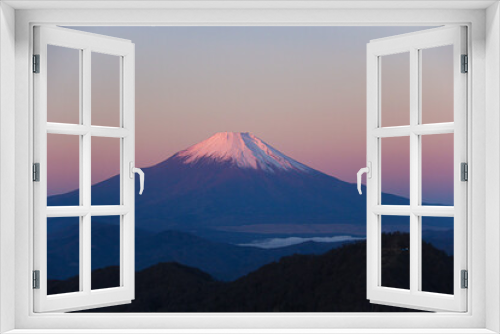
46,26 -> 454,205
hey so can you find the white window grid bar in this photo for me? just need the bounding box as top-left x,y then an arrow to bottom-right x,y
372,122 -> 454,138
372,205 -> 454,217
46,206 -> 131,217
47,123 -> 130,138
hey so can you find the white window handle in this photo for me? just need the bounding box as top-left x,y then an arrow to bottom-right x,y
129,162 -> 145,195
357,162 -> 371,195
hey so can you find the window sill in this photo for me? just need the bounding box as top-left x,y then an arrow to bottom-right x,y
4,329 -> 497,334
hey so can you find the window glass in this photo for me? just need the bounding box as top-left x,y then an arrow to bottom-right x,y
47,217 -> 80,295
422,134 -> 454,206
47,45 -> 80,124
381,52 -> 410,127
92,216 -> 121,290
421,217 -> 454,295
91,137 -> 121,206
381,137 -> 410,205
421,45 -> 454,124
381,215 -> 410,290
92,52 -> 121,127
47,134 -> 80,206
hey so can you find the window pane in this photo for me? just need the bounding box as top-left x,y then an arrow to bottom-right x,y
421,45 -> 454,124
381,52 -> 410,127
47,45 -> 80,124
381,215 -> 410,290
421,134 -> 454,206
381,137 -> 410,205
421,217 -> 454,295
91,137 -> 121,206
47,217 -> 80,295
92,216 -> 121,290
92,52 -> 120,127
47,134 -> 79,206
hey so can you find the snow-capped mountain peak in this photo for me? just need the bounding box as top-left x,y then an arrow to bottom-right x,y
176,132 -> 313,173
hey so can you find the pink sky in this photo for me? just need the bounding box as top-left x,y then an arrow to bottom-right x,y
46,27 -> 454,205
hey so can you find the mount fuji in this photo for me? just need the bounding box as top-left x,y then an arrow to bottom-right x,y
48,131 -> 410,243
46,132 -> 456,282
176,132 -> 313,173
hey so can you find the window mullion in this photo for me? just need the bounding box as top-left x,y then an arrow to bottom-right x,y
413,123 -> 454,135
82,48 -> 92,294
78,48 -> 84,292
409,47 -> 420,294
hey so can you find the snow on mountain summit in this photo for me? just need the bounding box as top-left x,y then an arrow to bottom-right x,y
176,132 -> 313,173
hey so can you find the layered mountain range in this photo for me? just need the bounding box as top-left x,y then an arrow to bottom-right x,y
48,233 -> 454,312
47,132 -> 452,282
48,132 -> 412,243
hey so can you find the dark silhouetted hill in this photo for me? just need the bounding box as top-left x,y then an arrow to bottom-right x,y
48,233 -> 452,312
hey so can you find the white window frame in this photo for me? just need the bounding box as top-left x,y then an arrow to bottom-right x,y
1,1 -> 499,333
366,26 -> 468,312
33,26 -> 136,313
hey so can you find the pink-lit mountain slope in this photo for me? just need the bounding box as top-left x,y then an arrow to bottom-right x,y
176,132 -> 313,173
48,132 -> 411,242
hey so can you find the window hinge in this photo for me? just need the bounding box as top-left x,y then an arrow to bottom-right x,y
33,163 -> 40,182
461,162 -> 468,182
33,270 -> 40,289
461,54 -> 468,73
33,54 -> 40,73
461,270 -> 468,289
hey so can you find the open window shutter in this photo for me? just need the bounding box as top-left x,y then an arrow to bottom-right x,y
33,26 -> 137,312
364,26 -> 467,312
